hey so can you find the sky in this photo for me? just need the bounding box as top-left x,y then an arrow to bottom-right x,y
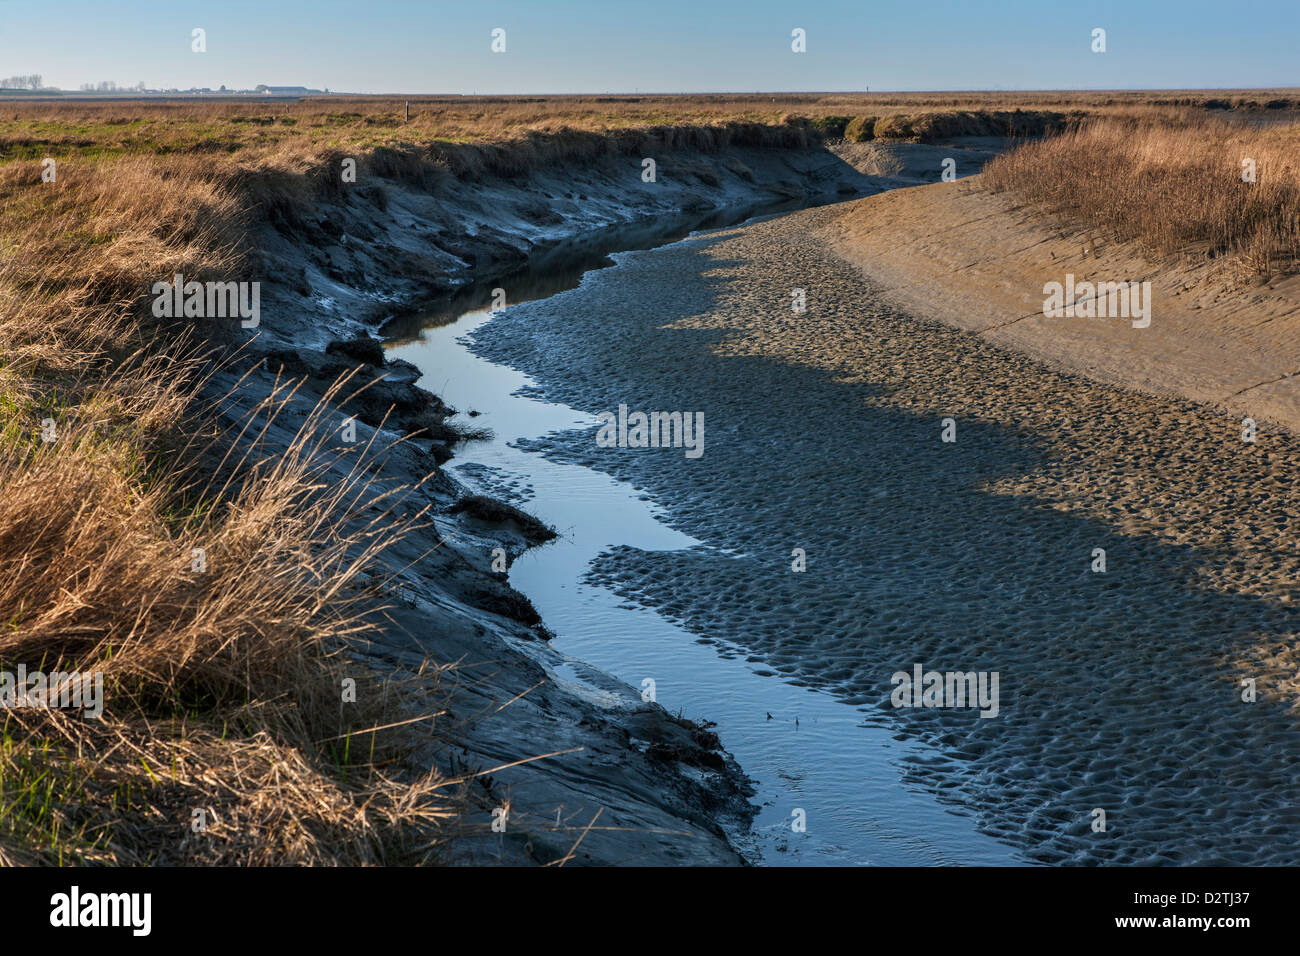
1,0 -> 1296,94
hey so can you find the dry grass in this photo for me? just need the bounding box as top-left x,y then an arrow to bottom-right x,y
0,152 -> 461,865
983,113 -> 1300,277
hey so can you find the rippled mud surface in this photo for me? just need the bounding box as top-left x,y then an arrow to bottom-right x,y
391,206 -> 1020,865
465,205 -> 1300,865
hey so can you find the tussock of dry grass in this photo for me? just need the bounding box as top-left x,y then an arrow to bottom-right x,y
983,114 -> 1300,277
0,150 -> 459,865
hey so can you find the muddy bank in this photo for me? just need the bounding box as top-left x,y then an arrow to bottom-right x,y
248,141 -> 881,353
202,135 -> 996,864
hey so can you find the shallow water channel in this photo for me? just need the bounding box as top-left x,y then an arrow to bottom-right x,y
386,204 -> 1021,866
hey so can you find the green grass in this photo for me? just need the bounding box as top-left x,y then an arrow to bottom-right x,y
0,726 -> 122,865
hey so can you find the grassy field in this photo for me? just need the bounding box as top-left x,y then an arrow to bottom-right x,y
5,89 -> 1299,161
1,91 -> 1296,864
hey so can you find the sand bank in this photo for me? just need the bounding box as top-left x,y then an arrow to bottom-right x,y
821,178 -> 1300,432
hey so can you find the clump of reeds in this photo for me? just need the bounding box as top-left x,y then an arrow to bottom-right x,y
982,114 -> 1300,277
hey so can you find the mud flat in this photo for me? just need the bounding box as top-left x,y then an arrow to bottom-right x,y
465,197 -> 1300,864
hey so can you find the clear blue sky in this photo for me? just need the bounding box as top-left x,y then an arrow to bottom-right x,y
2,0 -> 1296,94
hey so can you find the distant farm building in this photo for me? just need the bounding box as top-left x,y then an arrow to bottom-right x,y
255,85 -> 319,95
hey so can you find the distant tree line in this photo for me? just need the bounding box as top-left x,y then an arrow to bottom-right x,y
78,81 -> 148,92
0,75 -> 44,90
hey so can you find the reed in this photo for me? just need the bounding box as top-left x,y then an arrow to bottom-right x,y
983,113 -> 1300,276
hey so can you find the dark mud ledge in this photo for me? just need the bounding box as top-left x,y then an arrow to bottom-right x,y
201,133 -> 1000,864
